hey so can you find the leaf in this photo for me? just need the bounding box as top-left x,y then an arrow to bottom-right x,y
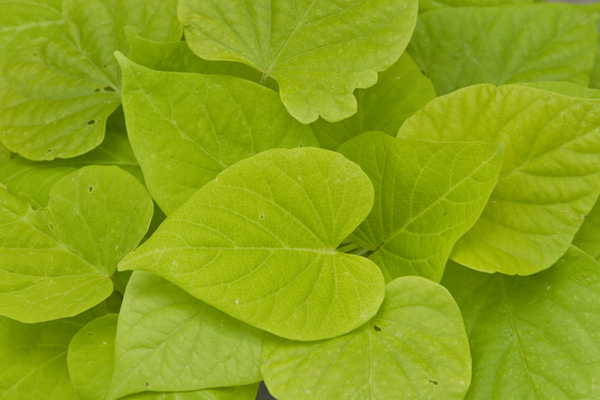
117,54 -> 318,215
67,310 -> 260,400
573,199 -> 600,260
0,0 -> 64,55
592,34 -> 600,90
442,246 -> 600,399
262,276 -> 471,400
0,166 -> 153,322
310,53 -> 436,150
0,109 -> 141,206
127,32 -> 278,90
119,148 -> 384,341
399,83 -> 600,275
0,0 -> 181,160
178,0 -> 419,123
338,132 -> 504,282
67,314 -> 118,400
0,312 -> 93,400
108,272 -> 263,400
408,3 -> 599,95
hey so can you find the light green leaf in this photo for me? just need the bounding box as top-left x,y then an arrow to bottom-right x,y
0,166 -> 153,322
399,83 -> 600,275
178,0 -> 418,123
109,272 -> 263,400
119,148 -> 384,341
127,32 -> 278,90
0,312 -> 93,400
310,53 -> 436,150
573,199 -> 600,260
592,34 -> 600,89
117,54 -> 318,215
0,0 -> 181,160
262,276 -> 471,400
338,132 -> 503,282
67,310 -> 260,400
409,3 -> 599,95
419,0 -> 535,12
0,0 -> 64,55
0,109 -> 141,206
68,314 -> 118,400
442,246 -> 600,399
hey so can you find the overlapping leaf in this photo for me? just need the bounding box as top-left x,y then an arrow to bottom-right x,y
400,83 -> 600,275
0,166 -> 153,322
119,148 -> 384,341
0,0 -> 181,160
117,55 -> 317,215
442,246 -> 600,399
409,3 -> 599,95
178,0 -> 418,123
108,272 -> 263,399
338,132 -> 503,282
66,311 -> 260,400
311,54 -> 436,150
262,277 -> 471,400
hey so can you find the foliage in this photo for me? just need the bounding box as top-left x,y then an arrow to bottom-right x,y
1,1 -> 600,399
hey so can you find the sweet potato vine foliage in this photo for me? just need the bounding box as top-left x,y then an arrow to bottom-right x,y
2,0 -> 600,399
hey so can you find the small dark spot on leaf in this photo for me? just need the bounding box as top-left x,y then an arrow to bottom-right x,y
87,333 -> 94,337
32,53 -> 37,56
103,86 -> 116,92
145,383 -> 149,387
46,149 -> 53,154
87,120 -> 95,125
49,223 -> 54,231
443,212 -> 447,216
429,380 -> 438,385
88,186 -> 94,193
260,212 -> 264,220
102,64 -> 107,68
373,325 -> 381,332
94,88 -> 101,92
298,143 -> 303,147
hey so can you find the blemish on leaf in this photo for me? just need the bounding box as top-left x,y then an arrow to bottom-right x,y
94,88 -> 101,92
48,223 -> 54,231
103,86 -> 116,92
87,120 -> 95,125
88,186 -> 94,193
429,379 -> 438,385
145,383 -> 149,387
373,325 -> 381,332
260,212 -> 264,220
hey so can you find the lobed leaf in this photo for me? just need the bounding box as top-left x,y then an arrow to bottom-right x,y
400,83 -> 600,275
0,0 -> 181,160
119,148 -> 384,341
262,276 -> 471,400
0,166 -> 153,322
442,246 -> 600,399
117,54 -> 317,215
178,0 -> 418,123
311,53 -> 436,150
108,272 -> 263,399
338,132 -> 503,282
409,3 -> 599,95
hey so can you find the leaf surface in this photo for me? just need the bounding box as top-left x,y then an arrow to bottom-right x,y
262,276 -> 471,400
400,83 -> 600,275
0,166 -> 153,322
338,132 -> 503,282
419,0 -> 535,12
442,246 -> 600,399
119,148 -> 384,341
311,54 -> 436,150
109,272 -> 263,399
0,312 -> 93,400
117,55 -> 317,215
409,3 -> 599,95
0,0 -> 181,160
178,0 -> 418,123
67,310 -> 260,400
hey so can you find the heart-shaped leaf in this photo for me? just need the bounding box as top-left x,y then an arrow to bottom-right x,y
0,166 -> 153,322
178,0 -> 418,123
108,272 -> 263,399
262,276 -> 471,400
119,148 -> 384,341
117,54 -> 317,215
338,132 -> 504,282
399,83 -> 600,275
442,246 -> 600,399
